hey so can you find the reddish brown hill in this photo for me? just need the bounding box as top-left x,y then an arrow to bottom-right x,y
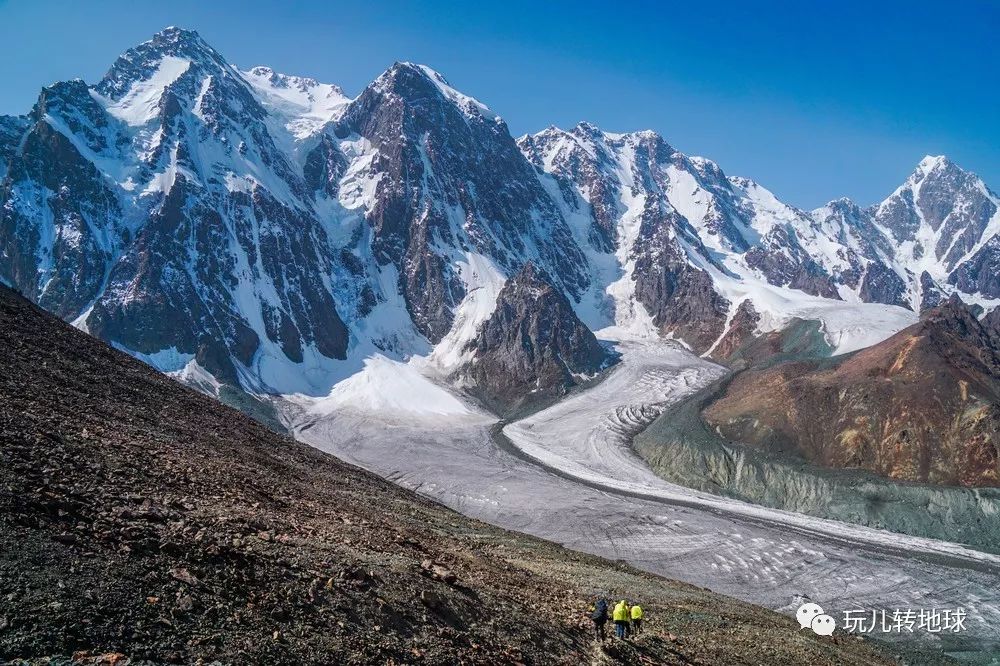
704,296 -> 1000,487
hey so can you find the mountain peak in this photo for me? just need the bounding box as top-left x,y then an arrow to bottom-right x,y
244,65 -> 345,98
918,154 -> 949,170
909,154 -> 961,184
155,25 -> 201,40
565,123 -> 673,155
247,66 -> 317,89
371,62 -> 497,120
573,120 -> 603,136
144,25 -> 219,62
96,26 -> 228,100
830,195 -> 860,208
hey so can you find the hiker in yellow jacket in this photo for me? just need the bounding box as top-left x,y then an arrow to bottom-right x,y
612,600 -> 629,639
630,603 -> 644,635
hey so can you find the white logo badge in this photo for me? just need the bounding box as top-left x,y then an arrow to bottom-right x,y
796,602 -> 836,636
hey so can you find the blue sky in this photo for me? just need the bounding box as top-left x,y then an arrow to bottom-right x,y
0,0 -> 996,208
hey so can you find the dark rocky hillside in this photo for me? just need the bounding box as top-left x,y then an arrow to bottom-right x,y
0,284 -> 912,664
462,263 -> 616,413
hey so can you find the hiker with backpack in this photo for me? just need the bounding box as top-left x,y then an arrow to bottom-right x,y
631,603 -> 644,635
589,597 -> 609,641
612,599 -> 630,639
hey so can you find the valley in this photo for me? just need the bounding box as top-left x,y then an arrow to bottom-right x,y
3,25 -> 1000,663
288,332 -> 1000,660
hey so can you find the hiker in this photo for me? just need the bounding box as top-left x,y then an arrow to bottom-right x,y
612,599 -> 629,639
623,601 -> 632,637
630,603 -> 644,635
589,598 -> 609,641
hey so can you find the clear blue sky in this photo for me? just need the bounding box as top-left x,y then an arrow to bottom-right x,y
0,0 -> 996,208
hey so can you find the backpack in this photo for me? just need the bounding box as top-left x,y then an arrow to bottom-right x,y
591,599 -> 608,620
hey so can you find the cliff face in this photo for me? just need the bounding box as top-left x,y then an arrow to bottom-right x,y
703,296 -> 1000,487
462,263 -> 616,412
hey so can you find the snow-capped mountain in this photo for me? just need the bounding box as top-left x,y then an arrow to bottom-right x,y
871,156 -> 1000,309
1,27 -> 355,395
2,27 -> 998,404
521,123 -> 1000,356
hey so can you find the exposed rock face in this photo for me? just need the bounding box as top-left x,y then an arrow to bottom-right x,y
703,296 -> 1000,487
949,233 -> 1000,298
857,261 -> 910,309
631,222 -> 730,351
918,270 -> 947,312
806,198 -> 906,306
0,115 -> 27,180
463,263 -> 614,411
517,122 -> 620,252
1,81 -> 120,319
338,63 -> 590,343
743,224 -> 841,299
709,299 -> 760,362
983,304 -> 1000,341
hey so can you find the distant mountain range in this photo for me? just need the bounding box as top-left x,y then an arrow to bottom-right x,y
2,26 -> 998,412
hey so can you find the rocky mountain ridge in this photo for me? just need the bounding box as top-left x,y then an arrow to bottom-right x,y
2,26 -> 998,406
460,262 -> 616,412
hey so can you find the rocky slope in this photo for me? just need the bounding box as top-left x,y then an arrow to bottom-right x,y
0,284 -> 920,665
703,296 -> 1000,487
2,26 -> 998,403
461,263 -> 616,412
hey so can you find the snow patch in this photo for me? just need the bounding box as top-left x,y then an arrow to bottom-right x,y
102,56 -> 191,126
424,252 -> 507,372
412,64 -> 498,121
242,66 -> 350,141
309,354 -> 475,417
113,344 -> 195,373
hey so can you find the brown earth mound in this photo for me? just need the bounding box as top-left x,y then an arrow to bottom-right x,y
704,296 -> 1000,487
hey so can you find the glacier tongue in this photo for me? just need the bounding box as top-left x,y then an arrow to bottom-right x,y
288,337 -> 1000,655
